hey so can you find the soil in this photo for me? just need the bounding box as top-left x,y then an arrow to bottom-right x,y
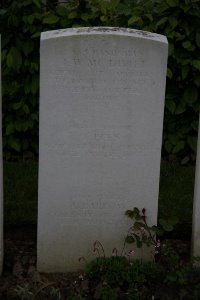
1,225 -> 89,300
0,225 -> 192,300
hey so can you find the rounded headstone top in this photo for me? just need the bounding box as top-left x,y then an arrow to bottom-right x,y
41,27 -> 168,44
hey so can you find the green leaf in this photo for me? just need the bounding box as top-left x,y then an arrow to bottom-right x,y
182,41 -> 195,51
169,16 -> 178,29
191,120 -> 198,131
23,105 -> 30,114
8,138 -> 21,152
43,15 -> 59,24
31,32 -> 40,38
166,0 -> 179,7
32,0 -> 41,8
183,87 -> 198,104
193,60 -> 200,71
164,140 -> 173,153
168,43 -> 174,56
27,15 -> 34,25
175,102 -> 186,114
6,123 -> 15,136
125,236 -> 135,244
128,16 -> 142,26
13,102 -> 22,110
156,17 -> 168,27
187,136 -> 197,152
81,13 -> 90,21
181,156 -> 190,165
56,6 -> 67,17
168,134 -> 179,145
22,41 -> 34,56
6,47 -> 22,70
166,100 -> 176,113
134,222 -> 146,230
7,51 -> 13,68
172,141 -> 185,154
182,66 -> 189,80
68,11 -> 78,19
167,68 -> 173,79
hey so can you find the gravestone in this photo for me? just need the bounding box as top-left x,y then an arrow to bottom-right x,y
192,118 -> 200,257
0,36 -> 3,275
37,27 -> 168,272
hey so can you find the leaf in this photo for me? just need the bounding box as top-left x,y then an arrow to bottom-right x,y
172,141 -> 185,154
169,16 -> 178,29
166,100 -> 176,113
164,140 -> 173,153
168,43 -> 174,56
81,13 -> 90,21
6,123 -> 15,135
13,102 -> 22,110
56,6 -> 67,17
191,120 -> 198,131
68,11 -> 78,19
159,219 -> 173,232
128,16 -> 142,26
175,102 -> 186,114
23,105 -> 30,114
187,136 -> 197,152
8,138 -> 21,152
181,156 -> 190,165
193,60 -> 200,71
43,15 -> 59,24
183,87 -> 198,104
6,47 -> 22,70
32,0 -> 41,8
167,68 -> 173,79
168,134 -> 179,145
31,32 -> 40,38
125,236 -> 135,244
134,222 -> 146,230
182,41 -> 195,51
181,66 -> 189,80
22,41 -> 34,56
168,216 -> 179,226
166,0 -> 179,7
156,17 -> 168,27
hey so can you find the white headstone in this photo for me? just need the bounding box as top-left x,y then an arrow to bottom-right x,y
192,118 -> 200,258
0,35 -> 3,275
37,27 -> 168,272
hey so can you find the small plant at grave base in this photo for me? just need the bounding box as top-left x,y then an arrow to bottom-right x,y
72,207 -> 200,299
13,284 -> 34,300
124,207 -> 179,256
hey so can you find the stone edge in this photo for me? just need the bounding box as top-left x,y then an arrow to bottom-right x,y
41,27 -> 168,44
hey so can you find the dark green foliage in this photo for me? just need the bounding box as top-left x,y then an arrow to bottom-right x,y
1,0 -> 200,161
82,254 -> 200,299
85,257 -> 165,299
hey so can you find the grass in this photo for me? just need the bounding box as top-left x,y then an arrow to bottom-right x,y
3,160 -> 195,235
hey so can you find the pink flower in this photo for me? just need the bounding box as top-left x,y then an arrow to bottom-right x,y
127,249 -> 135,257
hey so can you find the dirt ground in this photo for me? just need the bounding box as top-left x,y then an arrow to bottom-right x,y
1,225 -> 90,299
0,225 -> 192,300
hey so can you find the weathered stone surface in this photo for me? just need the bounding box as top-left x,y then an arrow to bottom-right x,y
0,36 -> 3,275
37,27 -> 168,272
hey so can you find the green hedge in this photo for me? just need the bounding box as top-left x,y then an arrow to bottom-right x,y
1,0 -> 200,162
